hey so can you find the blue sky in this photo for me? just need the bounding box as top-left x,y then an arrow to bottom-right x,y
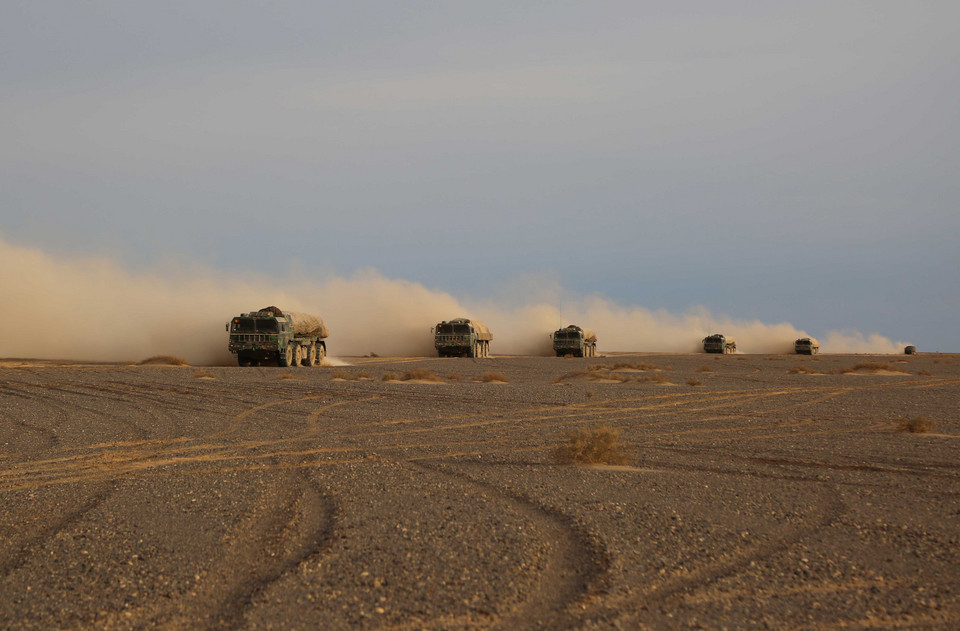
2,1 -> 958,350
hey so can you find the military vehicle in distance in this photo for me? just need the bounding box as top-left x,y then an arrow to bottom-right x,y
795,337 -> 820,355
228,306 -> 329,367
703,333 -> 736,354
434,318 -> 492,358
905,345 -> 916,355
552,324 -> 597,357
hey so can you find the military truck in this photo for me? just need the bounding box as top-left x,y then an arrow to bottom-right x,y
433,318 -> 492,358
703,333 -> 736,354
227,306 -> 329,367
795,337 -> 820,355
552,324 -> 597,357
904,345 -> 916,355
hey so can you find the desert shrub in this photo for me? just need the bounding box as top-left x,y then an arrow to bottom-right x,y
898,416 -> 936,433
193,369 -> 215,379
637,374 -> 670,384
686,377 -> 703,386
587,364 -> 605,372
585,390 -> 595,399
917,369 -> 933,376
356,370 -> 373,380
139,355 -> 188,366
553,424 -> 629,465
400,368 -> 441,382
381,373 -> 398,382
445,373 -> 464,381
478,371 -> 508,383
696,365 -> 713,373
788,365 -> 820,374
664,365 -> 675,372
841,361 -> 895,374
329,369 -> 356,381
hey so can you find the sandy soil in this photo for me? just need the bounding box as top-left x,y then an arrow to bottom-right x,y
1,353 -> 958,629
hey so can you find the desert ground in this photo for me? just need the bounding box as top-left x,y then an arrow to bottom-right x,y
0,352 -> 958,630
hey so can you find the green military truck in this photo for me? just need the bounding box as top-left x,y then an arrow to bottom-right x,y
904,345 -> 916,355
703,333 -> 736,354
227,306 -> 329,367
433,318 -> 492,358
552,324 -> 598,357
794,337 -> 820,355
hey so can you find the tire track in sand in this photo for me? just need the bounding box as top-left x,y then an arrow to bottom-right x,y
412,459 -> 608,630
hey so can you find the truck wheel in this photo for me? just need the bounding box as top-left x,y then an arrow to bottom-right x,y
302,344 -> 314,366
237,354 -> 251,367
279,346 -> 293,367
293,344 -> 302,367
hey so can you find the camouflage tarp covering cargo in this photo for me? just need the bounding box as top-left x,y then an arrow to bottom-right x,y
257,306 -> 329,339
459,318 -> 492,341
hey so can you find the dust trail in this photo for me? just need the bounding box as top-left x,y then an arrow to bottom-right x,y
0,236 -> 905,364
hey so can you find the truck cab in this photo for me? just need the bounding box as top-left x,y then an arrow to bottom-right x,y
434,318 -> 491,358
794,337 -> 820,355
552,325 -> 597,357
703,334 -> 736,354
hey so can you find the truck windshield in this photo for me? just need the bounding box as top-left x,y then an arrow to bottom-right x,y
256,319 -> 279,333
437,324 -> 471,335
233,318 -> 255,333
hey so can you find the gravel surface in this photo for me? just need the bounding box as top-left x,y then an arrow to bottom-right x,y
1,353 -> 958,629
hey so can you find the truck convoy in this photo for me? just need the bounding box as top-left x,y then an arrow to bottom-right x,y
703,333 -> 736,354
228,306 -> 329,367
552,325 -> 597,357
433,318 -> 492,358
794,337 -> 820,355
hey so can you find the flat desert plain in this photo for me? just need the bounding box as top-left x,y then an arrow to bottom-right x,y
1,353 -> 958,630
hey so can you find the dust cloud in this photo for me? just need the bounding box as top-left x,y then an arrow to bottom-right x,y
0,237 -> 906,364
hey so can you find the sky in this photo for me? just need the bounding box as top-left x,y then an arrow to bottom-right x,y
2,1 -> 958,354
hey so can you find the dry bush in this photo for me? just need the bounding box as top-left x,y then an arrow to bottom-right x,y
400,368 -> 441,382
477,371 -> 508,383
356,370 -> 373,380
664,365 -> 675,372
841,361 -> 895,374
381,373 -> 398,382
329,369 -> 356,381
917,369 -> 933,376
637,374 -> 670,384
193,369 -> 215,379
686,377 -> 703,386
585,390 -> 595,399
898,416 -> 936,433
139,355 -> 189,366
788,365 -> 820,374
553,424 -> 630,465
587,364 -> 605,372
445,373 -> 464,381
695,365 -> 713,373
